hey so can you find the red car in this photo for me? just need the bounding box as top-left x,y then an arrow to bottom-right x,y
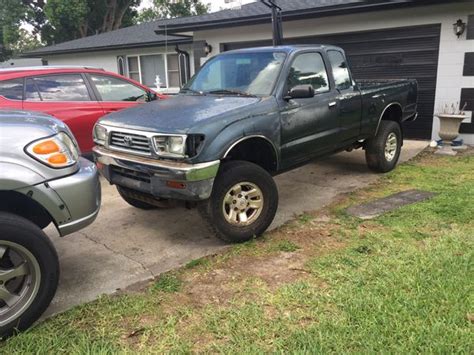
0,66 -> 165,154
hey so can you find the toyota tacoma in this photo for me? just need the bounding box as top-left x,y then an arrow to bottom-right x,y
93,45 -> 417,243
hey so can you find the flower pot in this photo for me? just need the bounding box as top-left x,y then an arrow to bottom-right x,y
435,114 -> 466,156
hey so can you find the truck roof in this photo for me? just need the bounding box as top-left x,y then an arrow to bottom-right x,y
223,45 -> 342,54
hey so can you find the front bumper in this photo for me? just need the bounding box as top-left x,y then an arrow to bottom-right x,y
93,146 -> 220,201
49,158 -> 101,236
16,158 -> 101,236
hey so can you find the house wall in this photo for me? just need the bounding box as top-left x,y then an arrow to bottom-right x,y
43,44 -> 195,93
194,2 -> 474,144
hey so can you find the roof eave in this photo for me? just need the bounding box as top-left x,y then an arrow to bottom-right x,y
21,37 -> 193,58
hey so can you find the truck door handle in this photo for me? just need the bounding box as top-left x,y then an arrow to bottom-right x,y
328,102 -> 337,108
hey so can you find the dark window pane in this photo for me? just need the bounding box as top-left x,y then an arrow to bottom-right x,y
287,53 -> 329,93
25,78 -> 41,101
90,75 -> 147,102
34,74 -> 90,101
128,57 -> 139,72
327,51 -> 351,90
0,79 -> 23,100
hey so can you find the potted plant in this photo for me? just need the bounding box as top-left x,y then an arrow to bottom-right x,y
435,102 -> 468,156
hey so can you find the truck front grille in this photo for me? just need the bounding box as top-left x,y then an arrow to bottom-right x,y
111,166 -> 151,184
109,131 -> 151,155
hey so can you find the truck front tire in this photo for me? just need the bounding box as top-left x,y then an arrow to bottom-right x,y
365,121 -> 402,173
0,212 -> 59,339
200,161 -> 278,243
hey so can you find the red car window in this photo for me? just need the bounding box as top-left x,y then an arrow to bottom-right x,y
0,78 -> 24,100
28,74 -> 91,102
89,74 -> 148,102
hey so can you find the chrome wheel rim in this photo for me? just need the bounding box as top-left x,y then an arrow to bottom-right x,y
222,182 -> 264,226
385,132 -> 398,162
0,241 -> 41,327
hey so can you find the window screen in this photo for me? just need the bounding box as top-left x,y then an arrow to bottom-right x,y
0,79 -> 24,100
167,54 -> 180,87
287,53 -> 329,93
140,55 -> 166,88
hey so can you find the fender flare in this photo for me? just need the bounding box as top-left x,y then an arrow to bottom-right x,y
375,102 -> 403,135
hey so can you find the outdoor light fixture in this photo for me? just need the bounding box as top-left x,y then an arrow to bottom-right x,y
453,19 -> 466,38
204,42 -> 213,55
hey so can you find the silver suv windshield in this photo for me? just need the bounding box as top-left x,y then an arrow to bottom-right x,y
183,51 -> 287,97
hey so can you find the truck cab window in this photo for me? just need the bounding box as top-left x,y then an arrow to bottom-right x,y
327,51 -> 351,91
287,53 -> 329,93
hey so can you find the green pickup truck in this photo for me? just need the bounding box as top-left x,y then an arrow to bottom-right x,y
94,45 -> 418,243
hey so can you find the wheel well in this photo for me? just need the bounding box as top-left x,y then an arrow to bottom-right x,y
224,137 -> 278,173
382,104 -> 403,124
0,191 -> 53,230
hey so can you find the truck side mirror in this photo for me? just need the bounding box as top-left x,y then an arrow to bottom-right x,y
285,85 -> 315,100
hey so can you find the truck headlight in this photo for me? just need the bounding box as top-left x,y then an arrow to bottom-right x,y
93,124 -> 107,145
26,132 -> 79,168
153,135 -> 187,158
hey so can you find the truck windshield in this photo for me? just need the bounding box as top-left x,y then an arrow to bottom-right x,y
183,51 -> 287,96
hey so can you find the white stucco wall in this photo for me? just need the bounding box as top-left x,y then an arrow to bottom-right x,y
43,44 -> 194,93
195,2 -> 474,143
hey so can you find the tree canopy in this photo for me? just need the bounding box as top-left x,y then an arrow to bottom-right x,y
0,0 -> 209,60
135,0 -> 208,24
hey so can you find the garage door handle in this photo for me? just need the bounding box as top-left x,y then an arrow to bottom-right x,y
328,102 -> 337,108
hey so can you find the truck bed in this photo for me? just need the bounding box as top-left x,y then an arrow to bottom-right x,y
355,79 -> 416,90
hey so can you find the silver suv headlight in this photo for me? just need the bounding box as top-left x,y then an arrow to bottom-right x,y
152,135 -> 187,158
93,124 -> 108,145
26,132 -> 79,168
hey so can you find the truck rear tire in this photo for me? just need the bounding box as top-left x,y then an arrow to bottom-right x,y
0,212 -> 59,339
199,161 -> 278,243
365,121 -> 402,173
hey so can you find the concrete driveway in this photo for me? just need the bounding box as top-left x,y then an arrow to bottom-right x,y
44,140 -> 427,317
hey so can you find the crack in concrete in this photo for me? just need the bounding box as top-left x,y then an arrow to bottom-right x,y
77,231 -> 154,279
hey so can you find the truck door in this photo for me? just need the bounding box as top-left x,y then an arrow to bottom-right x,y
326,50 -> 362,145
279,51 -> 339,169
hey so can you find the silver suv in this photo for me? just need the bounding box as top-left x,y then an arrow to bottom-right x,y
0,110 -> 101,337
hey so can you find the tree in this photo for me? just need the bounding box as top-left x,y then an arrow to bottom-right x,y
0,0 -> 38,60
42,0 -> 141,45
8,28 -> 41,55
135,0 -> 208,23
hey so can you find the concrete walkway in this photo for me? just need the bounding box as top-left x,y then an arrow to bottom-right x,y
44,140 -> 427,317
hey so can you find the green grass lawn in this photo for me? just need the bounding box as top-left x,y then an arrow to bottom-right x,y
3,150 -> 473,354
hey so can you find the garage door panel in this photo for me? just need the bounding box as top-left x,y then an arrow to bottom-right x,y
222,24 -> 441,139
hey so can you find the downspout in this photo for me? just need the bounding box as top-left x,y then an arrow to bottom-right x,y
175,45 -> 191,87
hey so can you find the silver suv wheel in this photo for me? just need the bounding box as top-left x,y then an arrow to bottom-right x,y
0,241 -> 41,327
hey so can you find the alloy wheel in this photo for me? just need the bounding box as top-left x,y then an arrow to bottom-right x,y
222,182 -> 264,226
0,241 -> 41,327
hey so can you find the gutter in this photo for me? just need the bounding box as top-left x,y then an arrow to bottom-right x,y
154,0 -> 469,35
21,37 -> 193,58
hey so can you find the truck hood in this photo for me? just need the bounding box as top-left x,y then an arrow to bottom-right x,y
98,94 -> 262,134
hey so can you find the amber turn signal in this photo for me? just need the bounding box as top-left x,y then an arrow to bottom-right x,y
33,140 -> 60,155
48,153 -> 68,165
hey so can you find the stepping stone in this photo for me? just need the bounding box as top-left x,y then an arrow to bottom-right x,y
346,189 -> 436,220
